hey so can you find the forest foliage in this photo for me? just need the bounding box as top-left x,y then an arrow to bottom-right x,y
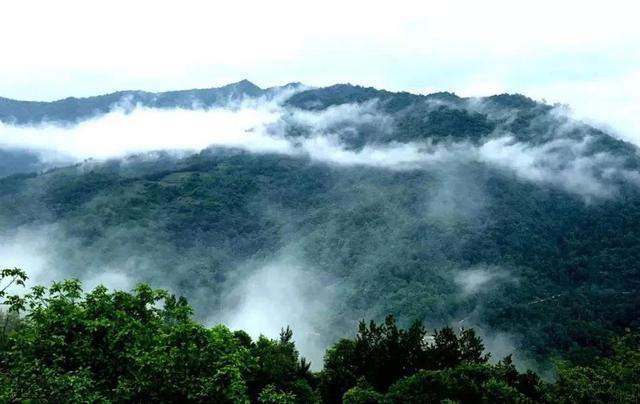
0,83 -> 640,388
0,269 -> 638,403
1,144 -> 639,367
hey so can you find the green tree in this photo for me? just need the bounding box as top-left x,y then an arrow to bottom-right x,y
320,317 -> 494,402
245,327 -> 317,403
385,362 -> 537,404
258,385 -> 297,404
550,332 -> 640,403
0,267 -> 27,348
343,385 -> 385,404
0,277 -> 251,402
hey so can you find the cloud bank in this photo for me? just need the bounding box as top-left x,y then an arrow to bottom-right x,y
1,95 -> 639,201
477,135 -> 640,201
0,104 -> 291,160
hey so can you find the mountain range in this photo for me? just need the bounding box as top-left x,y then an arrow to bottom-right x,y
0,80 -> 638,368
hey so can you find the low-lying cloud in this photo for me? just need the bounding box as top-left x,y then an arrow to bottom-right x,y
454,266 -> 513,296
1,95 -> 638,202
0,225 -> 136,293
478,135 -> 640,201
215,257 -> 336,368
0,104 -> 291,160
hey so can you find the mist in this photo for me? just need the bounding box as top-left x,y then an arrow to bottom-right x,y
2,94 -> 638,202
0,225 -> 136,293
454,266 -> 511,296
477,135 -> 638,200
0,223 -> 337,367
215,257 -> 336,368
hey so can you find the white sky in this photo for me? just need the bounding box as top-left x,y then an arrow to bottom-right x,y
1,0 -> 639,140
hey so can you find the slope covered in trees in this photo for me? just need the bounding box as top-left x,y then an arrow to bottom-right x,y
1,147 -> 639,366
0,82 -> 639,370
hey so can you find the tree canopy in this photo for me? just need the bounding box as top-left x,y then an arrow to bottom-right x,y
1,268 -> 638,403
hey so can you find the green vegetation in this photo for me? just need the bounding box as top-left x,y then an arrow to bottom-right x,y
1,83 -> 640,381
1,268 -> 638,403
0,268 -> 314,403
1,144 -> 639,366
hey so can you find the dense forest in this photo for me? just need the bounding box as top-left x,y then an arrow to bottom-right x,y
1,268 -> 638,403
1,81 -> 640,401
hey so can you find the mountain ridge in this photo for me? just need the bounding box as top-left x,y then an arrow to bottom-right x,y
0,80 -> 265,124
0,80 -> 545,126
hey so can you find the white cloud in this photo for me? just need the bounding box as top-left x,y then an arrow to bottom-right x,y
477,135 -> 637,201
524,71 -> 640,144
300,137 -> 423,167
283,101 -> 394,134
0,103 -> 292,159
454,266 -> 510,295
0,226 -> 55,289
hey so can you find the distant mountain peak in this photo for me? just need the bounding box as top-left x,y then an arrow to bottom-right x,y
228,79 -> 262,91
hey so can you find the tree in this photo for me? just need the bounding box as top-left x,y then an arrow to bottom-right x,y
320,317 -> 497,402
0,267 -> 27,346
0,278 -> 252,402
386,362 -> 537,404
550,332 -> 640,403
342,385 -> 385,404
3,267 -> 638,403
245,327 -> 317,403
258,385 -> 296,404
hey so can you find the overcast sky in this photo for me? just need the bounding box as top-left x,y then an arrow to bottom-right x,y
1,0 -> 639,140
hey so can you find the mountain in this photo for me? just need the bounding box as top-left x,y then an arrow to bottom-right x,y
0,79 -> 264,125
0,82 -> 639,368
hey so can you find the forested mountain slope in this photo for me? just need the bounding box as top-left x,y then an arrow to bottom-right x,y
0,82 -> 638,367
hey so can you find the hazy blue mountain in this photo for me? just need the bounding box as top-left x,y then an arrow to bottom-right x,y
0,79 -> 264,125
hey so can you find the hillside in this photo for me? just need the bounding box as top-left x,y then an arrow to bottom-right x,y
0,82 -> 639,369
